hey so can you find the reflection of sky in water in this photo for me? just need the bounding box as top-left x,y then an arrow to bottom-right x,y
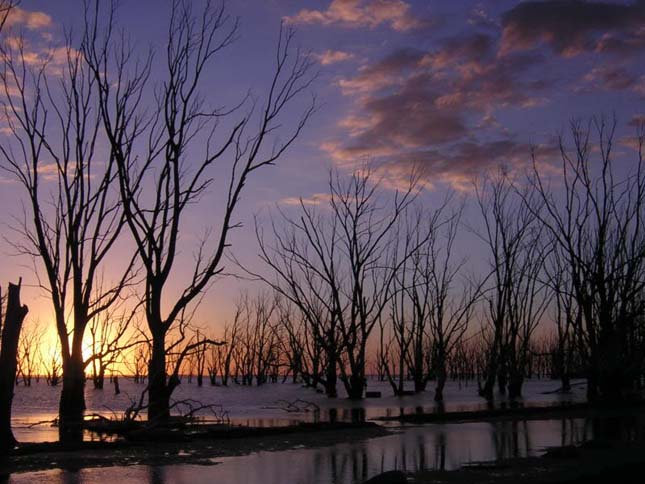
10,416 -> 643,484
6,378 -> 604,483
12,378 -> 587,443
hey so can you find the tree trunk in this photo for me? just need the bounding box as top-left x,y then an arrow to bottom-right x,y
148,332 -> 170,423
434,363 -> 447,403
0,282 -> 29,454
324,355 -> 337,398
346,373 -> 365,399
58,350 -> 86,444
508,372 -> 523,400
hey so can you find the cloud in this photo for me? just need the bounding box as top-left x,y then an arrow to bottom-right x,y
338,48 -> 425,94
5,7 -> 52,31
285,0 -> 423,31
628,114 -> 645,127
332,73 -> 469,162
583,65 -> 639,91
317,2 -> 642,190
500,0 -> 645,57
314,49 -> 354,65
323,27 -> 559,189
334,139 -> 558,192
279,193 -> 333,206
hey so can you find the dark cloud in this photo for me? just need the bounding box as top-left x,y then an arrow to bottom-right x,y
333,73 -> 468,160
584,65 -> 640,90
338,48 -> 426,93
500,0 -> 645,56
329,30 -> 554,184
595,27 -> 645,54
423,33 -> 495,69
371,139 -> 559,189
325,2 -> 642,188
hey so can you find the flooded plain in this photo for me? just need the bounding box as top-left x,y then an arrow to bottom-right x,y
7,378 -> 629,484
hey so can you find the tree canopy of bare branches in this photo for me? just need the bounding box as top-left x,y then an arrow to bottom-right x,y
81,0 -> 315,421
530,117 -> 645,401
0,22 -> 136,441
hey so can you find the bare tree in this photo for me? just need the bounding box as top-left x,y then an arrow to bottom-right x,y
43,338 -> 62,387
423,206 -> 484,401
256,169 -> 419,399
0,30 -> 136,441
475,170 -> 547,400
17,319 -> 41,386
208,316 -> 239,386
87,298 -> 142,390
529,117 -> 645,401
544,239 -> 579,392
255,212 -> 341,395
130,340 -> 151,384
81,0 -> 314,422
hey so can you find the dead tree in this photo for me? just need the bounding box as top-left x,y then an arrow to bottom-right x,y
43,340 -> 62,387
0,281 -> 29,454
529,117 -> 645,401
475,170 -> 546,400
0,32 -> 136,442
208,317 -> 239,386
82,0 -> 314,422
87,299 -> 142,390
254,217 -> 341,395
130,341 -> 151,384
423,206 -> 484,401
17,320 -> 42,387
255,169 -> 419,399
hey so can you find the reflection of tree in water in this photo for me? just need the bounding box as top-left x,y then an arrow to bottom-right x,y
561,417 -> 589,446
490,419 -> 532,460
590,415 -> 645,443
352,446 -> 369,482
433,430 -> 446,470
147,466 -> 166,484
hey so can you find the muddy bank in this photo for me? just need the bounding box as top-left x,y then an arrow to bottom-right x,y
0,422 -> 391,475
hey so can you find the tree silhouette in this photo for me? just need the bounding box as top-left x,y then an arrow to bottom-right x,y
82,0 -> 315,422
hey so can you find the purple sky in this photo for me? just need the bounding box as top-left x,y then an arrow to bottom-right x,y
1,0 -> 643,335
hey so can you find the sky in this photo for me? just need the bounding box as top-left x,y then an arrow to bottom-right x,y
0,0 -> 644,343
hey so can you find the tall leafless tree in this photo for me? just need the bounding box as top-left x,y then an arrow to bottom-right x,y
82,0 -> 315,421
529,117 -> 645,401
475,170 -> 547,400
256,169 -> 420,399
0,31 -> 136,441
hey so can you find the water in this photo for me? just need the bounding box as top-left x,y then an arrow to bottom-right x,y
8,416 -> 636,484
7,378 -> 604,483
11,377 -> 587,442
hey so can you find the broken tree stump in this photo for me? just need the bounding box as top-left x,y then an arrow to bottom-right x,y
0,281 -> 29,454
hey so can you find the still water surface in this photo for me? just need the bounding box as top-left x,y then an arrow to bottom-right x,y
9,378 -> 632,483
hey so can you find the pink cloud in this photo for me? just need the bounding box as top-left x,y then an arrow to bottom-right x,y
285,0 -> 423,32
314,49 -> 354,65
5,7 -> 52,31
